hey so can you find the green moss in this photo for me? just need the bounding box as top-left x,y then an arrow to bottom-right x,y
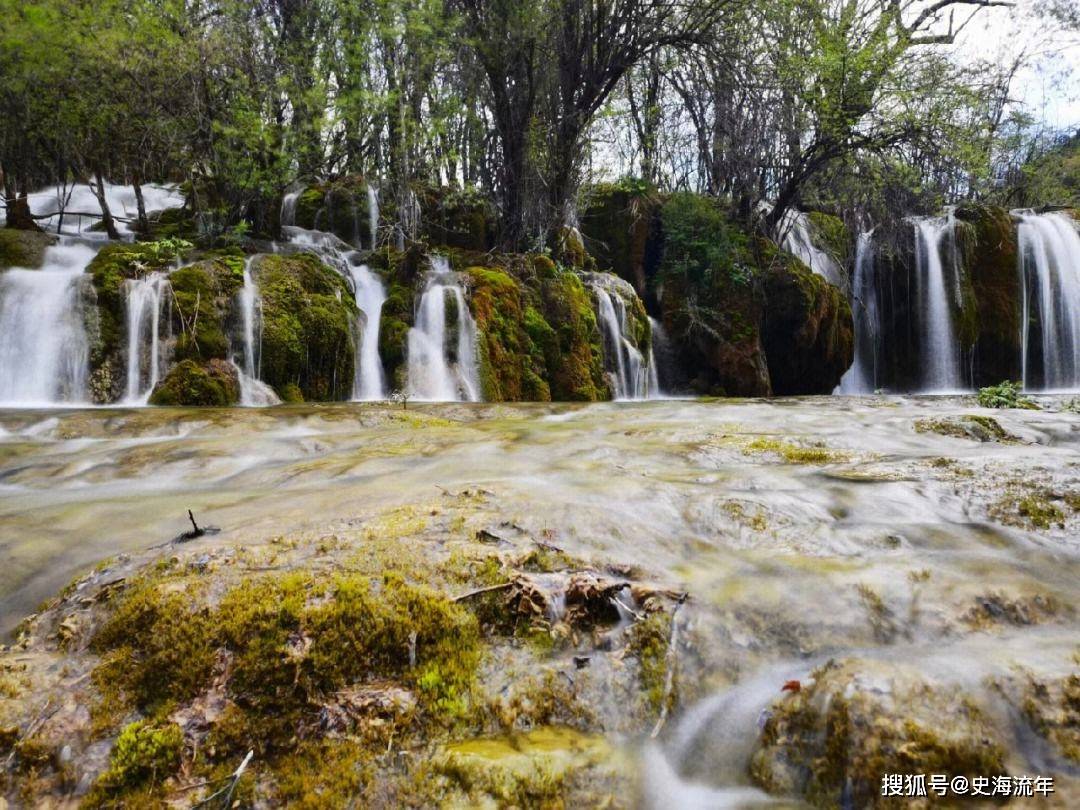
271,740 -> 368,808
744,437 -> 845,464
977,380 -> 1038,409
537,270 -> 608,401
167,260 -> 241,361
913,414 -> 1014,442
626,612 -> 671,713
1017,495 -> 1066,530
0,227 -> 54,269
147,359 -> 239,406
86,720 -> 183,805
579,181 -> 660,292
253,253 -> 358,401
805,211 -> 851,268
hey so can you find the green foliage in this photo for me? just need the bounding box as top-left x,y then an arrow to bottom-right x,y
977,381 -> 1038,410
659,193 -> 753,288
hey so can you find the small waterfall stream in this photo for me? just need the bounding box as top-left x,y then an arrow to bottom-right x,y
777,209 -> 845,289
0,240 -> 96,405
406,257 -> 481,402
913,215 -> 962,392
280,186 -> 303,228
837,230 -> 878,394
122,273 -> 172,404
585,275 -> 660,400
233,258 -> 280,406
281,225 -> 388,399
367,184 -> 379,249
349,264 -> 388,400
1017,211 -> 1080,391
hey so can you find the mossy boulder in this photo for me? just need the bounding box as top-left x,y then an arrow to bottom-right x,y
148,358 -> 239,406
760,241 -> 854,395
167,254 -> 246,363
291,177 -> 375,247
657,193 -> 770,396
252,253 -> 359,400
954,203 -> 1021,386
751,659 -> 1007,808
0,227 -> 55,269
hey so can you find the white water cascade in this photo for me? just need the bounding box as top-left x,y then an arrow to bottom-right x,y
349,264 -> 388,400
281,226 -> 388,399
280,186 -> 303,228
406,257 -> 481,402
586,274 -> 660,400
367,184 -> 379,249
233,258 -> 280,406
913,215 -> 963,392
837,230 -> 879,394
27,182 -> 184,236
122,273 -> 172,403
1016,211 -> 1080,391
0,240 -> 97,405
777,209 -> 846,289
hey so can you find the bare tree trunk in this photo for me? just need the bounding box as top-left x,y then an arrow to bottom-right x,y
93,169 -> 120,240
132,172 -> 149,233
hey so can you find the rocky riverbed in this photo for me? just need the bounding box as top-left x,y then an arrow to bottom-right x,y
1,397 -> 1078,807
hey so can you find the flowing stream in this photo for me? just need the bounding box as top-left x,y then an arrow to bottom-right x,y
1017,210 -> 1080,391
777,209 -> 845,289
585,273 -> 660,400
837,230 -> 878,394
1,397 -> 1077,805
0,239 -> 97,405
406,257 -> 481,401
349,263 -> 388,400
233,258 -> 280,406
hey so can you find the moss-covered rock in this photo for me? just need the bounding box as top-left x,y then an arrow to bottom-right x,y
760,241 -> 854,395
751,659 -> 1007,808
291,177 -> 376,246
148,358 -> 239,406
0,227 -> 55,269
167,254 -> 245,364
253,253 -> 359,400
416,185 -> 497,251
953,204 -> 1022,386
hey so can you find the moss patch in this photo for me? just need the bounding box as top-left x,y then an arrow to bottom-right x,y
147,358 -> 239,406
0,227 -> 55,269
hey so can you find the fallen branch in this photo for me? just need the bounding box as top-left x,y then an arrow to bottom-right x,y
452,581 -> 514,602
650,594 -> 687,739
174,510 -> 221,543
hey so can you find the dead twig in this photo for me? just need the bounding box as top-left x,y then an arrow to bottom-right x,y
452,581 -> 514,602
650,594 -> 687,739
192,749 -> 252,808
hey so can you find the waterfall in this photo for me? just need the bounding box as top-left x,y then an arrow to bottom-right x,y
27,182 -> 183,236
281,225 -> 388,400
585,274 -> 659,400
838,230 -> 879,394
122,272 -> 172,404
280,186 -> 303,228
777,209 -> 845,289
0,240 -> 96,405
1016,211 -> 1080,391
233,258 -> 280,406
913,216 -> 962,392
349,264 -> 388,400
367,184 -> 379,249
406,257 -> 481,402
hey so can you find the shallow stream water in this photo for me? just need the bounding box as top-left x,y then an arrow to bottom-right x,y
1,396 -> 1077,804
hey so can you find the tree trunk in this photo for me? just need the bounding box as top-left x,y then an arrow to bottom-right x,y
93,169 -> 120,240
132,173 -> 149,233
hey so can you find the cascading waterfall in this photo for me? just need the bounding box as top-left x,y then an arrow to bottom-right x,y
349,264 -> 388,400
281,225 -> 387,399
837,230 -> 879,394
777,209 -> 845,289
367,184 -> 379,249
232,258 -> 280,406
27,182 -> 184,236
122,273 -> 172,403
280,186 -> 303,228
585,275 -> 660,400
1016,211 -> 1080,391
913,215 -> 963,392
406,257 -> 481,402
0,240 -> 97,405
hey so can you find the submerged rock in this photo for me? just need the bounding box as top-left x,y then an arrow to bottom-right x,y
750,659 -> 1007,808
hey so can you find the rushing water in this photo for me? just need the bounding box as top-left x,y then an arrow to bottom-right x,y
913,215 -> 963,392
122,272 -> 172,404
1017,211 -> 1080,391
406,257 -> 482,401
233,258 -> 280,407
27,182 -> 184,236
0,397 -> 1077,804
349,263 -> 388,400
367,184 -> 379,249
586,273 -> 660,400
0,240 -> 97,405
837,230 -> 878,394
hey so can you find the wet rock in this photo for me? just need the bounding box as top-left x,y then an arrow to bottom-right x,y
148,358 -> 240,406
964,592 -> 1064,628
913,414 -> 1014,442
750,659 -> 1007,808
0,227 -> 56,269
